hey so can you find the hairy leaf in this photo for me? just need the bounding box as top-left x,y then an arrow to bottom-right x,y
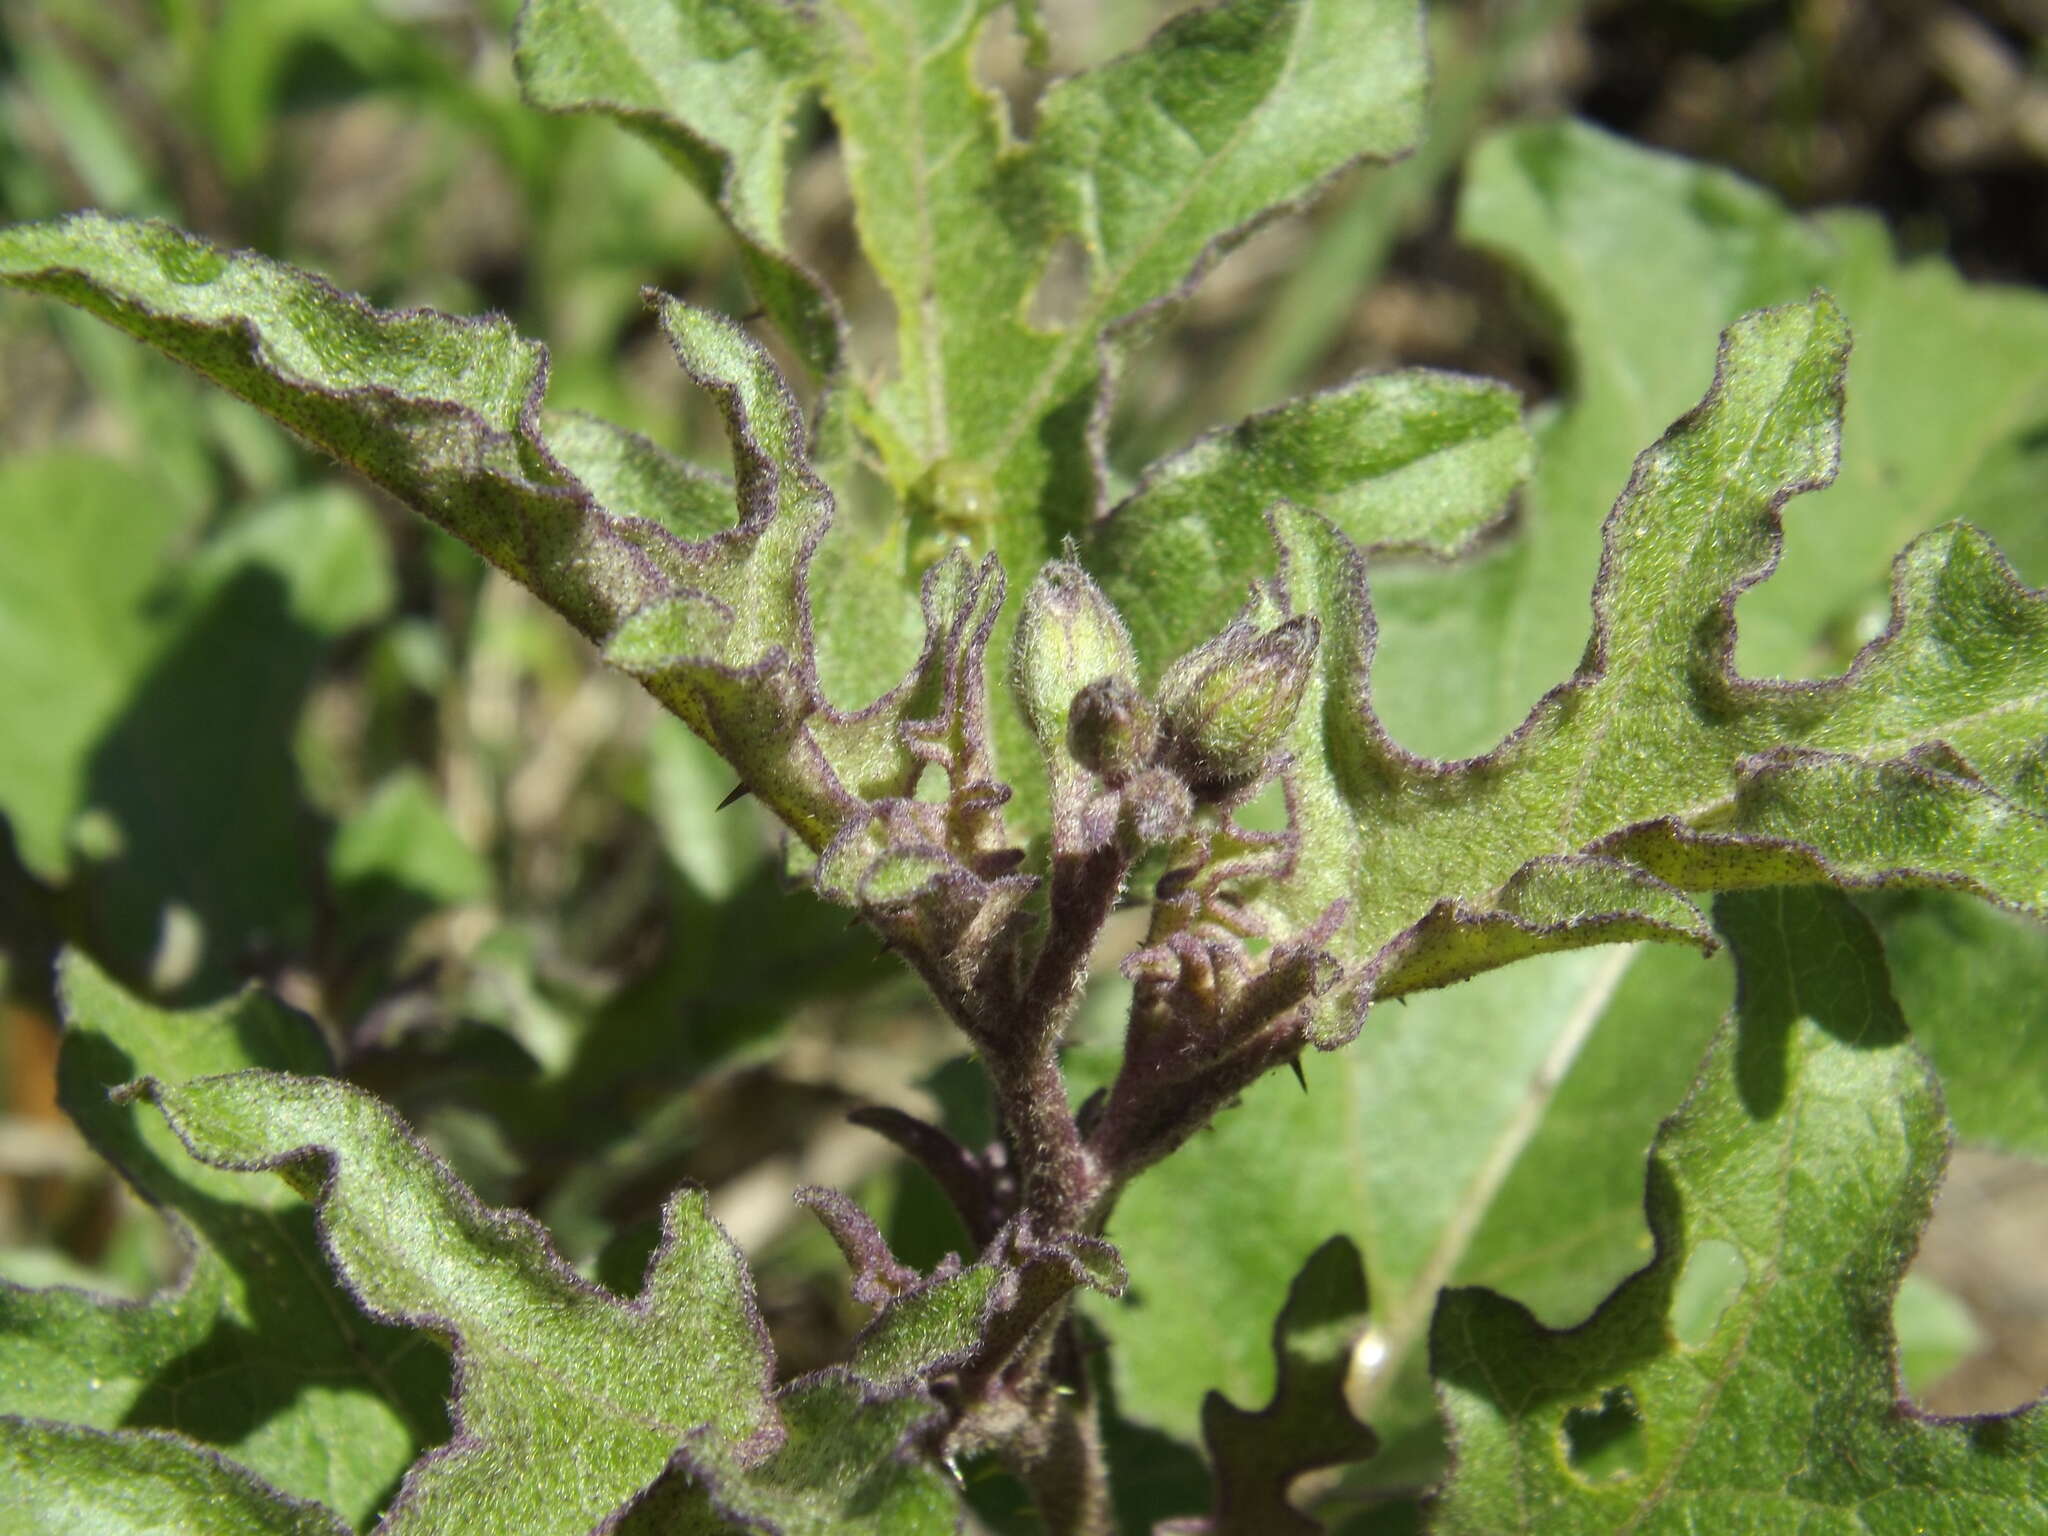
822,0 -> 1425,571
1763,210 -> 2048,669
0,954 -> 447,1528
595,1373 -> 958,1535
513,0 -> 842,374
514,0 -> 1429,583
1089,371 -> 1531,677
0,219 -> 1015,864
1431,887 -> 2048,1532
128,1066 -> 779,1535
0,1420 -> 349,1536
1254,296 -> 2046,1036
1448,120 -> 2048,746
0,215 -> 681,644
607,298 -> 1017,856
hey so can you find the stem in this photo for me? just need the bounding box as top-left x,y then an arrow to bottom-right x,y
1014,842 -> 1127,1048
983,840 -> 1129,1229
1010,1378 -> 1117,1536
987,1038 -> 1098,1230
999,1335 -> 1114,1536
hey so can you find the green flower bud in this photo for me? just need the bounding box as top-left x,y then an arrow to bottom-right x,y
1067,676 -> 1157,786
1157,615 -> 1320,795
1011,560 -> 1140,750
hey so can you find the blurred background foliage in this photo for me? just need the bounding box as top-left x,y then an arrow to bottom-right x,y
0,0 -> 2043,1524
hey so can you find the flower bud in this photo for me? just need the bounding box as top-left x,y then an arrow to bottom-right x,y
1067,676 -> 1157,786
1117,766 -> 1193,850
1011,560 -> 1140,750
1157,615 -> 1319,795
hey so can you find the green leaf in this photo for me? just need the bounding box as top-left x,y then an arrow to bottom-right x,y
1088,371 -> 1532,678
1090,941 -> 1727,1481
646,716 -> 768,903
1446,121 -> 2048,748
1749,209 -> 2048,673
1864,891 -> 2048,1159
330,769 -> 492,939
1430,887 -> 2048,1532
0,217 -> 1009,866
1170,1237 -> 1377,1536
0,953 -> 448,1528
513,0 -> 843,374
0,451 -> 194,882
0,215 -> 684,644
0,1420 -> 349,1536
607,298 -> 1008,855
595,1373 -> 959,1535
1254,296 -> 2046,1036
822,0 -> 1425,568
129,1066 -> 780,1535
541,410 -> 739,546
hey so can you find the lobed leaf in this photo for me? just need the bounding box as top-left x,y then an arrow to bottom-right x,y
0,953 -> 446,1528
513,0 -> 843,374
1444,120 -> 2048,748
596,1373 -> 958,1535
0,216 -> 1027,865
0,1420 -> 350,1536
1163,1237 -> 1376,1536
1251,296 -> 2047,1036
0,215 -> 682,644
129,1068 -> 779,1536
1088,370 -> 1531,678
1430,887 -> 2048,1532
607,297 -> 1025,861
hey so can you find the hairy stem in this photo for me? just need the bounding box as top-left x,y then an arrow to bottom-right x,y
977,837 -> 1130,1230
1010,1381 -> 1117,1536
987,1038 -> 1097,1231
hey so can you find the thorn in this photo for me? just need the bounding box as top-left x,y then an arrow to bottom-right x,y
942,1453 -> 963,1488
716,782 -> 750,811
875,943 -> 893,960
844,912 -> 865,930
1288,1056 -> 1307,1092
